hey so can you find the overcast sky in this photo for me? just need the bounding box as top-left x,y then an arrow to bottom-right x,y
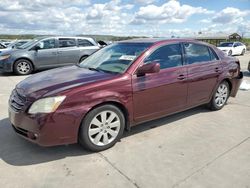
0,0 -> 250,37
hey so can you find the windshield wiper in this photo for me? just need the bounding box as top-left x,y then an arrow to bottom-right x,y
88,67 -> 102,72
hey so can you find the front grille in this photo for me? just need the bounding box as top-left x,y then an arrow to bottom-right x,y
9,89 -> 26,112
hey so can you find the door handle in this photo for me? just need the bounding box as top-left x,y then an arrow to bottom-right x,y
177,74 -> 186,80
57,51 -> 63,54
215,67 -> 220,72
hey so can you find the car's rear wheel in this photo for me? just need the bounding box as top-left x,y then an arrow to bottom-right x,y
14,59 -> 33,75
79,104 -> 125,151
228,50 -> 232,56
79,55 -> 89,63
241,49 -> 245,56
209,81 -> 229,111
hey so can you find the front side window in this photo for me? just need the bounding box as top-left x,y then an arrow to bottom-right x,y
184,43 -> 211,64
59,38 -> 76,48
79,43 -> 152,74
78,39 -> 94,47
144,44 -> 183,69
35,39 -> 56,50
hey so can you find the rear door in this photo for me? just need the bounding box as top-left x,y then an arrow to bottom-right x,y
57,38 -> 80,65
183,43 -> 222,107
132,43 -> 188,123
32,38 -> 58,68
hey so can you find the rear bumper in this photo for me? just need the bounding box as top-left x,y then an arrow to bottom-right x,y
230,71 -> 243,97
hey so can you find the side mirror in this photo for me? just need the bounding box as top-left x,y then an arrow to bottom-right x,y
137,62 -> 160,76
34,45 -> 41,51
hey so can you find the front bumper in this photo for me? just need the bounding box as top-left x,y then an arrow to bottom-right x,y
230,71 -> 243,97
0,58 -> 14,72
9,107 -> 83,147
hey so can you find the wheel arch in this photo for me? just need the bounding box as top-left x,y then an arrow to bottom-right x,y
78,100 -> 130,136
14,57 -> 35,70
222,78 -> 232,94
79,55 -> 89,63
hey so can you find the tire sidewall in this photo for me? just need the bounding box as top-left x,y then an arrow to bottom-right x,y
79,105 -> 125,151
14,59 -> 33,75
211,81 -> 229,110
241,49 -> 245,55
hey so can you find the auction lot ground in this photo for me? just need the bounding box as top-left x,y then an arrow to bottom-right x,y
0,53 -> 250,188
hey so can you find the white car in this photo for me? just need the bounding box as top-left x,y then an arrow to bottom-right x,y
217,42 -> 246,56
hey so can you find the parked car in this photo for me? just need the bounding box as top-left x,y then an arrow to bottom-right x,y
7,40 -> 30,49
9,39 -> 243,151
248,60 -> 250,72
0,36 -> 100,75
217,42 -> 246,56
0,40 -> 30,54
0,42 -> 6,49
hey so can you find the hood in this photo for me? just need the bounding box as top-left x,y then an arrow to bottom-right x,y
16,66 -> 116,100
0,48 -> 20,55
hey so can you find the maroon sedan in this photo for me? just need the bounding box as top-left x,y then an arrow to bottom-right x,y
9,39 -> 243,151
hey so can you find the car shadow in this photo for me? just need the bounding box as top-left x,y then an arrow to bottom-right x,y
0,106 -> 209,166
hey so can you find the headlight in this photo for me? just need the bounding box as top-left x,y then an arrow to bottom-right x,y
0,54 -> 10,61
28,96 -> 66,114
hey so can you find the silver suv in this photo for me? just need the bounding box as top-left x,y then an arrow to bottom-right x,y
0,36 -> 100,75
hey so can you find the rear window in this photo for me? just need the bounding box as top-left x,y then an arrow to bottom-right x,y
78,39 -> 94,47
59,38 -> 76,48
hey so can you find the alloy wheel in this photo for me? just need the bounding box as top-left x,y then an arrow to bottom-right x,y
215,83 -> 228,107
88,110 -> 121,146
17,61 -> 31,74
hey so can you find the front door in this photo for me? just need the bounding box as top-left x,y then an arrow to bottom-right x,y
132,43 -> 188,123
33,38 -> 58,68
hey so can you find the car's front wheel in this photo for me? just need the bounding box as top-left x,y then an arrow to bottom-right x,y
13,59 -> 33,75
228,50 -> 232,56
79,104 -> 125,151
209,81 -> 230,111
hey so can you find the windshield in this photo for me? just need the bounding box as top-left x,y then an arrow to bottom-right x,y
219,42 -> 234,47
18,39 -> 39,49
79,42 -> 152,74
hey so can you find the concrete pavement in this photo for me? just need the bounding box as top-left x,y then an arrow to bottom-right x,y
0,53 -> 250,188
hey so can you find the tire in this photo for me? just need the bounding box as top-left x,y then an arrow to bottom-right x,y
79,55 -> 88,63
79,104 -> 125,151
13,59 -> 33,75
241,49 -> 245,56
228,50 -> 232,56
208,81 -> 230,111
248,61 -> 250,72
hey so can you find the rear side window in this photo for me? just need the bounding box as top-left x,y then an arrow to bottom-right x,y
184,43 -> 211,64
78,39 -> 94,47
209,48 -> 219,61
145,44 -> 183,69
59,38 -> 76,48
